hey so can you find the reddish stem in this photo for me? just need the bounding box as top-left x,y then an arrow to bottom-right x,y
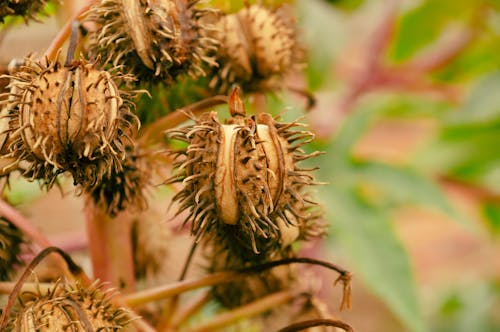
43,0 -> 95,61
84,198 -> 135,293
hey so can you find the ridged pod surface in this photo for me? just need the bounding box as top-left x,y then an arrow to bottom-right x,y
88,0 -> 219,84
0,0 -> 48,23
0,57 -> 138,190
0,218 -> 24,281
209,4 -> 303,94
7,282 -> 130,331
167,89 -> 326,256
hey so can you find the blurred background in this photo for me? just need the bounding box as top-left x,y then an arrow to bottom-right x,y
1,0 -> 500,331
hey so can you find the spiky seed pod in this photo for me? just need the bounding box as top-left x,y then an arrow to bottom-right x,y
0,218 -> 24,281
7,281 -> 131,331
84,147 -> 151,216
167,89 -> 325,256
0,56 -> 138,190
88,0 -> 219,84
0,0 -> 48,23
209,4 -> 303,94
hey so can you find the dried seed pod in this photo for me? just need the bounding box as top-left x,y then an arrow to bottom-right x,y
88,0 -> 219,84
0,56 -> 138,190
7,281 -> 131,331
0,0 -> 48,23
84,146 -> 151,216
209,4 -> 303,94
0,218 -> 24,281
167,88 -> 325,256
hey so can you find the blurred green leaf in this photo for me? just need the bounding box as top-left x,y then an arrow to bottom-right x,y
322,186 -> 426,332
481,202 -> 500,235
447,72 -> 500,126
390,0 -> 479,62
430,281 -> 500,332
349,161 -> 472,228
416,72 -> 500,192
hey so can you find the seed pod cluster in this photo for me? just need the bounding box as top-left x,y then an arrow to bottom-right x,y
0,218 -> 24,281
88,0 -> 219,84
7,281 -> 130,331
209,4 -> 303,94
0,0 -> 48,23
167,88 -> 326,256
0,56 -> 138,190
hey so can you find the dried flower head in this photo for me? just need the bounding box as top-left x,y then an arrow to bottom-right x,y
0,218 -> 24,281
88,0 -> 219,84
209,4 -> 303,94
0,0 -> 48,23
167,88 -> 325,256
7,281 -> 130,331
0,56 -> 138,190
84,146 -> 151,216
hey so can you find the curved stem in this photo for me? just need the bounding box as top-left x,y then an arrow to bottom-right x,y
0,199 -> 51,248
138,95 -> 228,145
277,319 -> 354,332
183,290 -> 303,332
125,257 -> 352,310
43,0 -> 95,61
0,247 -> 90,329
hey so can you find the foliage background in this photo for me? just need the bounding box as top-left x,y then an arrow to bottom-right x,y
1,0 -> 499,331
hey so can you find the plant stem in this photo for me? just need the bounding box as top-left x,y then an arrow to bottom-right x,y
0,199 -> 51,248
277,319 -> 354,332
169,291 -> 212,330
0,281 -> 53,294
183,290 -> 302,332
138,95 -> 228,144
43,0 -> 95,61
84,198 -> 135,292
125,271 -> 240,306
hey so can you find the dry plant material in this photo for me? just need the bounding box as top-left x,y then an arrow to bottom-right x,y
0,218 -> 24,281
6,281 -> 131,331
209,4 -> 303,94
88,0 -> 219,84
0,56 -> 138,190
0,0 -> 49,23
167,88 -> 325,256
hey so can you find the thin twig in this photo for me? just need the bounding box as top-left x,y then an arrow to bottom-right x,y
0,199 -> 51,248
277,319 -> 355,332
43,0 -> 95,61
169,291 -> 212,329
0,247 -> 89,329
183,290 -> 303,332
139,95 -> 228,144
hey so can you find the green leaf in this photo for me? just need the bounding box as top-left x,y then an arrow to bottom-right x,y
481,202 -> 500,235
323,186 -> 426,332
446,72 -> 500,126
389,0 -> 476,62
349,161 -> 473,229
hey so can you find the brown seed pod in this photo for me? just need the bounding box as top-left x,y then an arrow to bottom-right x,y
0,0 -> 49,23
84,146 -> 151,216
0,56 -> 138,190
209,4 -> 304,94
167,88 -> 325,256
0,218 -> 24,281
7,281 -> 130,331
87,0 -> 219,84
